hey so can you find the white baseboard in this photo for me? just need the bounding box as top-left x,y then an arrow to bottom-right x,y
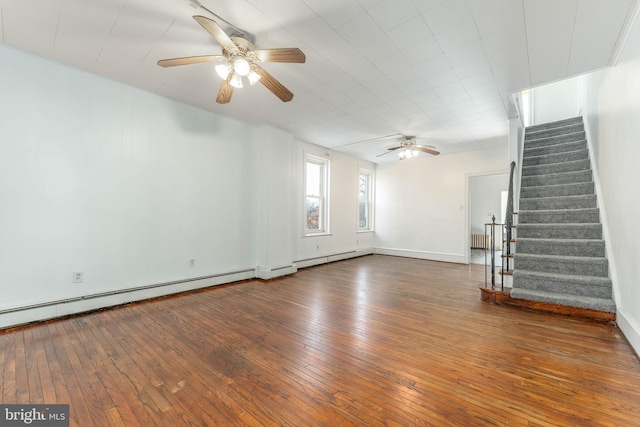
374,247 -> 465,264
0,269 -> 255,330
617,309 -> 640,357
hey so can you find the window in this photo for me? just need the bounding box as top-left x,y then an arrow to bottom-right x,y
358,169 -> 374,231
305,155 -> 329,234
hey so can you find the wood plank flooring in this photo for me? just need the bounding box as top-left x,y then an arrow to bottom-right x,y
2,254 -> 640,426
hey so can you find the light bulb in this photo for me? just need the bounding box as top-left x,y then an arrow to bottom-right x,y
215,63 -> 230,80
229,73 -> 243,88
233,58 -> 250,76
247,69 -> 261,86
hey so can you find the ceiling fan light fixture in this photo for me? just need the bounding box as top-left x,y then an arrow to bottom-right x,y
247,69 -> 261,86
233,58 -> 251,76
215,63 -> 231,80
229,72 -> 244,88
398,147 -> 417,159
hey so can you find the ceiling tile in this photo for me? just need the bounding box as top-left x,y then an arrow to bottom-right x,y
400,37 -> 443,64
386,15 -> 432,47
434,21 -> 480,51
61,0 -> 125,32
424,68 -> 458,88
422,0 -> 473,34
337,11 -> 385,47
302,0 -> 365,28
357,33 -> 398,61
367,0 -> 419,32
433,80 -> 465,96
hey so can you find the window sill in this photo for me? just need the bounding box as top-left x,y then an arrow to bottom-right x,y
303,232 -> 333,238
357,229 -> 374,234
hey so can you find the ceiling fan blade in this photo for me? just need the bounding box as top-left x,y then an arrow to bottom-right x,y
157,55 -> 226,67
254,48 -> 306,63
193,15 -> 236,51
254,66 -> 294,102
376,150 -> 397,157
415,146 -> 440,156
386,146 -> 403,151
216,74 -> 234,104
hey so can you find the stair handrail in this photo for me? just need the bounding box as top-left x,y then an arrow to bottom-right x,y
504,161 -> 517,272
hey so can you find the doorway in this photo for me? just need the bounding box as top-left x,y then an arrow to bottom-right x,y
469,173 -> 509,265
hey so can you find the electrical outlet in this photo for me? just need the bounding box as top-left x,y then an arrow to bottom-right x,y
72,271 -> 84,284
189,258 -> 196,268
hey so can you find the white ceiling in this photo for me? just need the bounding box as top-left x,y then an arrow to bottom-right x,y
0,0 -> 636,162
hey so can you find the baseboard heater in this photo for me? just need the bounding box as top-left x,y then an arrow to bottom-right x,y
0,268 -> 255,316
470,234 -> 491,249
294,248 -> 374,269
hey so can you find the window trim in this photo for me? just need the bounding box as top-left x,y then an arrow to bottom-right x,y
358,168 -> 374,232
304,154 -> 330,236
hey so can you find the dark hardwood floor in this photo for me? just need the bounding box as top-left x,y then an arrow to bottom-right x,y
2,254 -> 640,426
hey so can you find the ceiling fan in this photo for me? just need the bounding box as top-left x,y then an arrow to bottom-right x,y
157,15 -> 305,104
377,136 -> 440,159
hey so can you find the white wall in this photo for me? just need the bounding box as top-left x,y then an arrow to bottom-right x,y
0,44 -> 259,327
255,126 -> 296,279
0,44 -> 373,328
576,8 -> 640,355
470,174 -> 509,235
375,146 -> 509,263
532,78 -> 579,124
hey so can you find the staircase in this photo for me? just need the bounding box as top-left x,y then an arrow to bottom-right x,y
509,117 -> 616,314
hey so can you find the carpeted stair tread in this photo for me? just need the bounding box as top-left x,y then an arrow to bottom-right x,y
525,117 -> 583,132
516,223 -> 602,239
524,131 -> 586,149
524,140 -> 587,157
523,149 -> 589,166
516,238 -> 605,257
520,181 -> 594,198
518,208 -> 599,224
514,253 -> 609,277
521,169 -> 592,187
509,288 -> 616,313
519,194 -> 597,210
514,269 -> 612,287
512,270 -> 612,298
525,123 -> 584,140
522,159 -> 591,177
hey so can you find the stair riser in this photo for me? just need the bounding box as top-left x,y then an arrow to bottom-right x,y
519,210 -> 599,224
517,240 -> 605,257
522,159 -> 591,177
512,276 -> 612,299
523,150 -> 589,166
514,257 -> 609,277
521,170 -> 592,187
510,289 -> 616,312
524,141 -> 587,157
525,123 -> 584,140
516,224 -> 602,239
526,117 -> 583,132
524,132 -> 586,149
519,195 -> 597,210
521,182 -> 594,198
